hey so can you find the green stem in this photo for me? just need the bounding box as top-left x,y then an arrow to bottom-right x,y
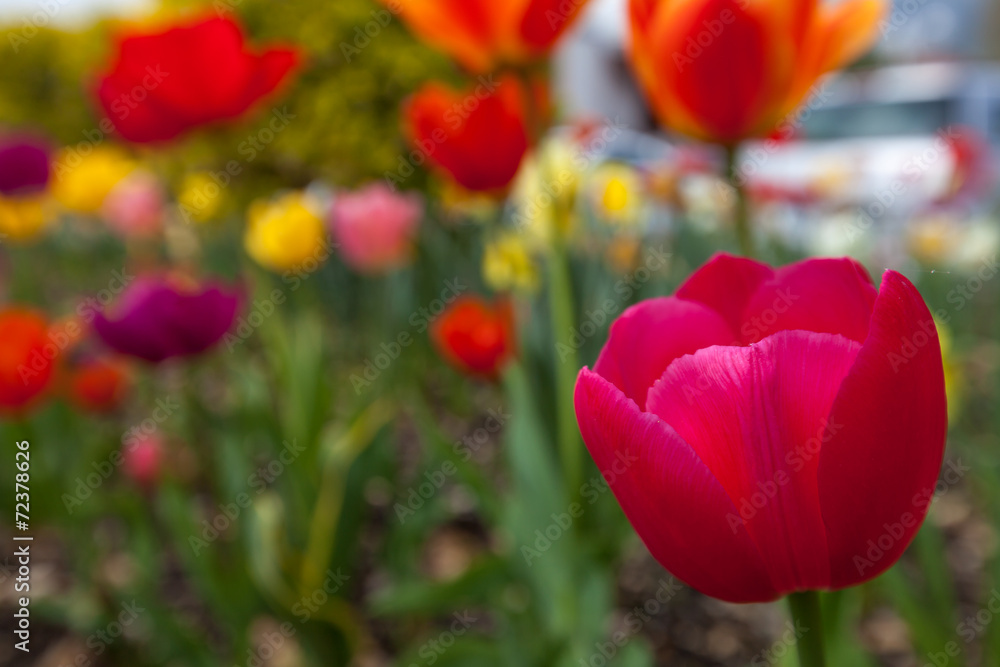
725,144 -> 755,258
548,242 -> 582,498
299,400 -> 392,593
787,591 -> 827,667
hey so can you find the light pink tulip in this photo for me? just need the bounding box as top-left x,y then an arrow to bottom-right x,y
330,184 -> 422,274
102,171 -> 165,238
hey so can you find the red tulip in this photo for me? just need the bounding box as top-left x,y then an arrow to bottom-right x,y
66,357 -> 131,414
405,75 -> 530,193
575,255 -> 947,602
0,308 -> 56,414
97,16 -> 300,143
432,296 -> 516,379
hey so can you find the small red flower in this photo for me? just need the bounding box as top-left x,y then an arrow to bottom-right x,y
432,296 -> 516,379
405,75 -> 530,193
575,255 -> 947,602
66,357 -> 131,414
96,15 -> 300,143
0,308 -> 56,414
123,434 -> 163,488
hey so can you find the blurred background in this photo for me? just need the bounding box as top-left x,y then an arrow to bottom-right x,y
1,0 -> 1000,665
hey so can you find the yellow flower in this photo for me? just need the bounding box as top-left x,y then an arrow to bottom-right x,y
0,194 -> 51,242
510,136 -> 582,246
482,232 -> 540,293
177,172 -> 225,224
244,192 -> 329,273
908,216 -> 957,266
51,146 -> 135,214
589,163 -> 643,227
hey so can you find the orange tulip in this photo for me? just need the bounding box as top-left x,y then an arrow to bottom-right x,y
387,0 -> 591,72
629,0 -> 887,144
405,75 -> 530,193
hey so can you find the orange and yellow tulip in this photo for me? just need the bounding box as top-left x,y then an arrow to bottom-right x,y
387,0 -> 591,72
629,0 -> 887,144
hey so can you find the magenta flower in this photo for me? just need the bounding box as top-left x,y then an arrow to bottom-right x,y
93,276 -> 240,363
329,184 -> 422,274
575,254 -> 947,603
0,136 -> 50,195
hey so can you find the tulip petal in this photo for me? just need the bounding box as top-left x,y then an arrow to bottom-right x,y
98,75 -> 187,143
676,253 -> 774,334
391,0 -> 498,71
243,48 -> 301,110
575,368 -> 779,602
593,297 -> 734,410
740,257 -> 878,344
651,0 -> 774,142
815,0 -> 888,74
818,271 -> 947,589
406,77 -> 528,192
520,0 -> 586,51
646,330 -> 861,594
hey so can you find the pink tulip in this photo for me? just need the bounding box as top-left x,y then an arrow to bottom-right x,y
123,434 -> 163,487
329,184 -> 422,274
101,171 -> 165,238
575,254 -> 947,603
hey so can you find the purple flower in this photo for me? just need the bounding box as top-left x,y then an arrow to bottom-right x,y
0,137 -> 50,196
93,276 -> 241,363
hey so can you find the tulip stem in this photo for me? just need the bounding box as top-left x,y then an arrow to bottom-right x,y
725,145 -> 756,258
548,241 -> 583,498
788,591 -> 827,667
